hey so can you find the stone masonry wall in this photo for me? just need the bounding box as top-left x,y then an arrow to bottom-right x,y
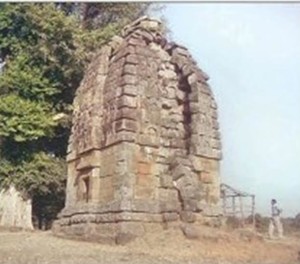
53,17 -> 222,244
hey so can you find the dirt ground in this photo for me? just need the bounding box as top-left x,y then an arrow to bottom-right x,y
0,227 -> 299,264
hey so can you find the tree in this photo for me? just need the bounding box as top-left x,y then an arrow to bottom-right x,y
0,2 -> 153,229
79,3 -> 151,29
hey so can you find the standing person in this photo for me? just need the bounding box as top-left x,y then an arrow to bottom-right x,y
268,199 -> 283,239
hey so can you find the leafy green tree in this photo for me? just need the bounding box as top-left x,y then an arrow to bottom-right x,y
79,3 -> 151,29
0,2 -> 153,228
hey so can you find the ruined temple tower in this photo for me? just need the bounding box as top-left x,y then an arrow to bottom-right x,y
53,17 -> 222,244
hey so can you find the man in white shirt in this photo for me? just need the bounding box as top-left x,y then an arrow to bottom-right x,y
268,199 -> 283,239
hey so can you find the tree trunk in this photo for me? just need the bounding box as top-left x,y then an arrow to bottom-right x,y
0,185 -> 33,230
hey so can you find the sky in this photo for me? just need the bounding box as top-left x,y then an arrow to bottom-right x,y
161,3 -> 300,217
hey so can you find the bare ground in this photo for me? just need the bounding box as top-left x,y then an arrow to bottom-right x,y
0,227 -> 299,264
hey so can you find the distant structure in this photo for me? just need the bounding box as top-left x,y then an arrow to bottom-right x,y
220,183 -> 255,227
53,17 -> 222,244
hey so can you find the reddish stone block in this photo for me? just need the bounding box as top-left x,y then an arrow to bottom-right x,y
200,172 -> 214,183
137,162 -> 152,175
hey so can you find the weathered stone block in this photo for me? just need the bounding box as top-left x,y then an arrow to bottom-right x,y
188,90 -> 199,102
212,149 -> 222,160
187,73 -> 198,85
173,46 -> 190,57
160,86 -> 174,99
149,43 -> 170,61
127,36 -> 146,46
200,172 -> 214,184
212,119 -> 219,129
158,69 -> 177,79
171,164 -> 189,181
139,29 -> 154,42
211,99 -> 218,109
137,162 -> 152,175
190,102 -> 200,114
112,45 -> 135,63
161,98 -> 177,110
175,89 -> 186,101
211,138 -> 222,150
162,212 -> 179,222
122,84 -> 138,96
135,46 -> 156,57
170,138 -> 186,149
191,156 -> 203,172
120,74 -> 137,86
199,203 -> 222,217
182,64 -> 194,77
115,119 -> 138,132
138,135 -> 159,147
140,20 -> 160,31
183,199 -> 199,212
160,174 -> 174,189
115,107 -> 137,120
117,95 -> 137,109
135,180 -> 155,199
124,54 -> 139,65
169,156 -> 192,170
123,64 -> 137,75
99,177 -> 114,202
131,200 -> 160,213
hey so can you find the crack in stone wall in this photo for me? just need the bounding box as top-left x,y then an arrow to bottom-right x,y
53,16 -> 222,244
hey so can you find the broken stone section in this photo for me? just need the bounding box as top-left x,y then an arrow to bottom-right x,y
53,17 -> 222,244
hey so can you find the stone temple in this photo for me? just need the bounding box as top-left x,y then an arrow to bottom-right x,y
53,17 -> 222,244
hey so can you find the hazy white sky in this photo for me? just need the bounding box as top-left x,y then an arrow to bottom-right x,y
162,3 -> 300,217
